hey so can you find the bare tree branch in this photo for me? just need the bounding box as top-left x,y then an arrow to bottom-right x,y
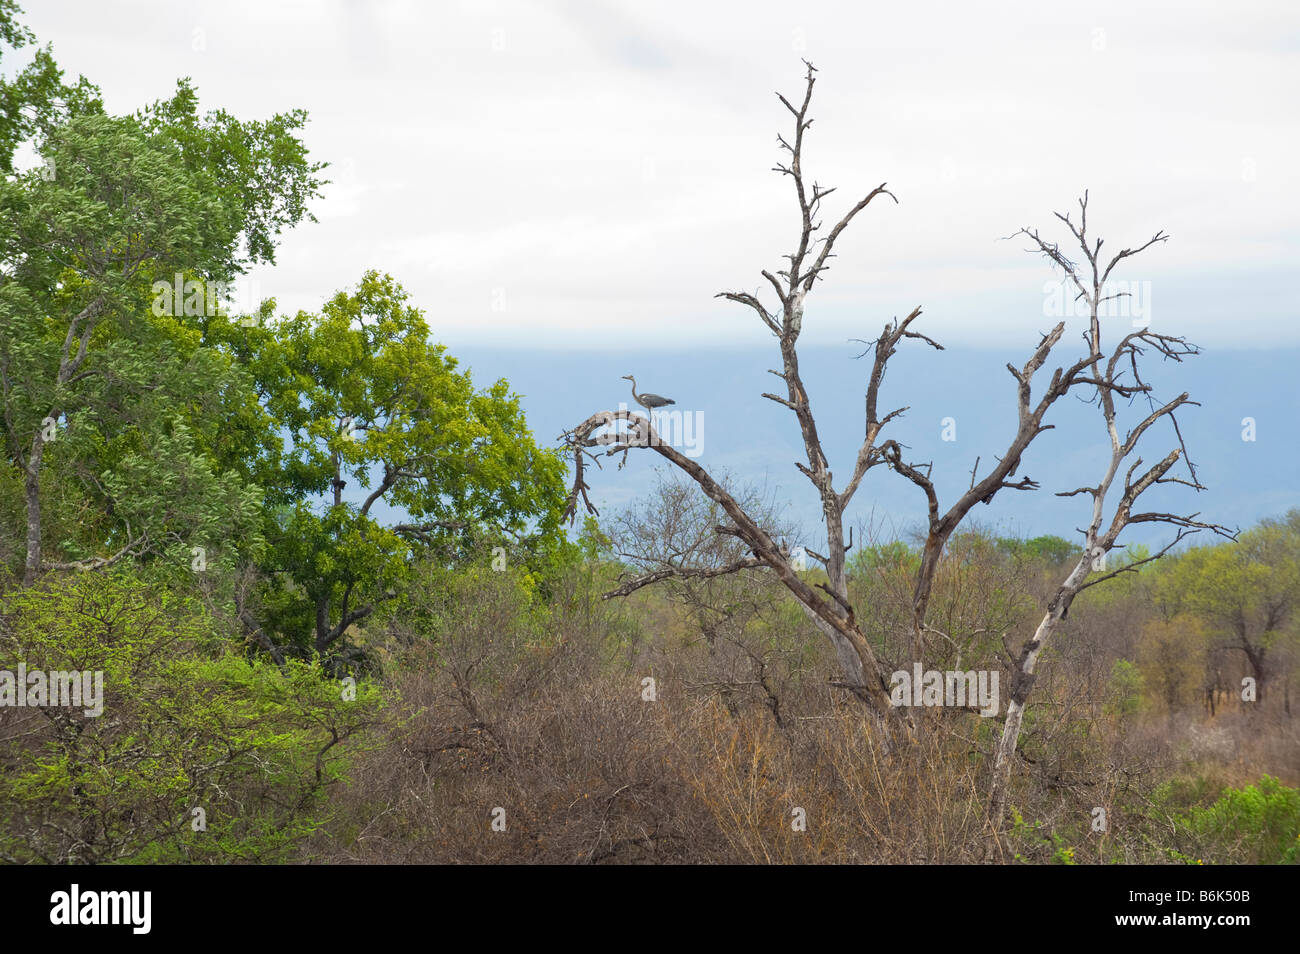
989,196 -> 1233,828
602,556 -> 766,599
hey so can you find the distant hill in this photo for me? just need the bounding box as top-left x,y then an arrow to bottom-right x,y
455,343 -> 1299,552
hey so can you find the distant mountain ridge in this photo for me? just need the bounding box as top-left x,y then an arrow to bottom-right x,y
454,343 -> 1300,552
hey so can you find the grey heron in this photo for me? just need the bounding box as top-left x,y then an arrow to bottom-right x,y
622,374 -> 675,414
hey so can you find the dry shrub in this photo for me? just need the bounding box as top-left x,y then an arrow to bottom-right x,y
306,557 -> 999,865
305,563 -> 724,863
298,516 -> 1298,864
678,704 -> 993,863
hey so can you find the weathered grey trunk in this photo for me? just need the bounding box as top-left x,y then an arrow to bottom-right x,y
22,432 -> 47,585
989,554 -> 1092,822
20,297 -> 106,584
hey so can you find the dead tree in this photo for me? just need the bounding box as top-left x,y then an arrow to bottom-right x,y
988,193 -> 1235,824
562,62 -> 1099,719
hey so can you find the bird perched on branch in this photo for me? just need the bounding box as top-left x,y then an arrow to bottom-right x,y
622,374 -> 675,412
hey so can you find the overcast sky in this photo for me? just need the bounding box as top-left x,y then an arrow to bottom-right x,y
19,0 -> 1300,351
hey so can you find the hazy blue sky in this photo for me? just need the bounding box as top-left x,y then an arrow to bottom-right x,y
18,0 -> 1300,351
456,343 -> 1298,548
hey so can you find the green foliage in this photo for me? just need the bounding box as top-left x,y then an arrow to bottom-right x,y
0,60 -> 323,582
1007,807 -> 1079,865
0,569 -> 382,863
41,327 -> 269,574
1170,776 -> 1300,865
247,271 -> 568,658
995,534 -> 1078,567
848,540 -> 919,576
1154,524 -> 1298,629
395,557 -> 552,658
0,1 -> 102,174
577,517 -> 611,562
1150,515 -> 1300,696
136,79 -> 326,268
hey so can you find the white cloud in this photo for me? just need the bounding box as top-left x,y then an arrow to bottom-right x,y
22,0 -> 1300,347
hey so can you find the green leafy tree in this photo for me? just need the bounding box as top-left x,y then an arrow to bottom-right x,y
0,1 -> 102,174
136,78 -> 323,267
247,271 -> 568,663
1155,516 -> 1300,704
0,74 -> 324,582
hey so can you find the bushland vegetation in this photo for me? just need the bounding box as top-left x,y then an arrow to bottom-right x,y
1,3 -> 1295,864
